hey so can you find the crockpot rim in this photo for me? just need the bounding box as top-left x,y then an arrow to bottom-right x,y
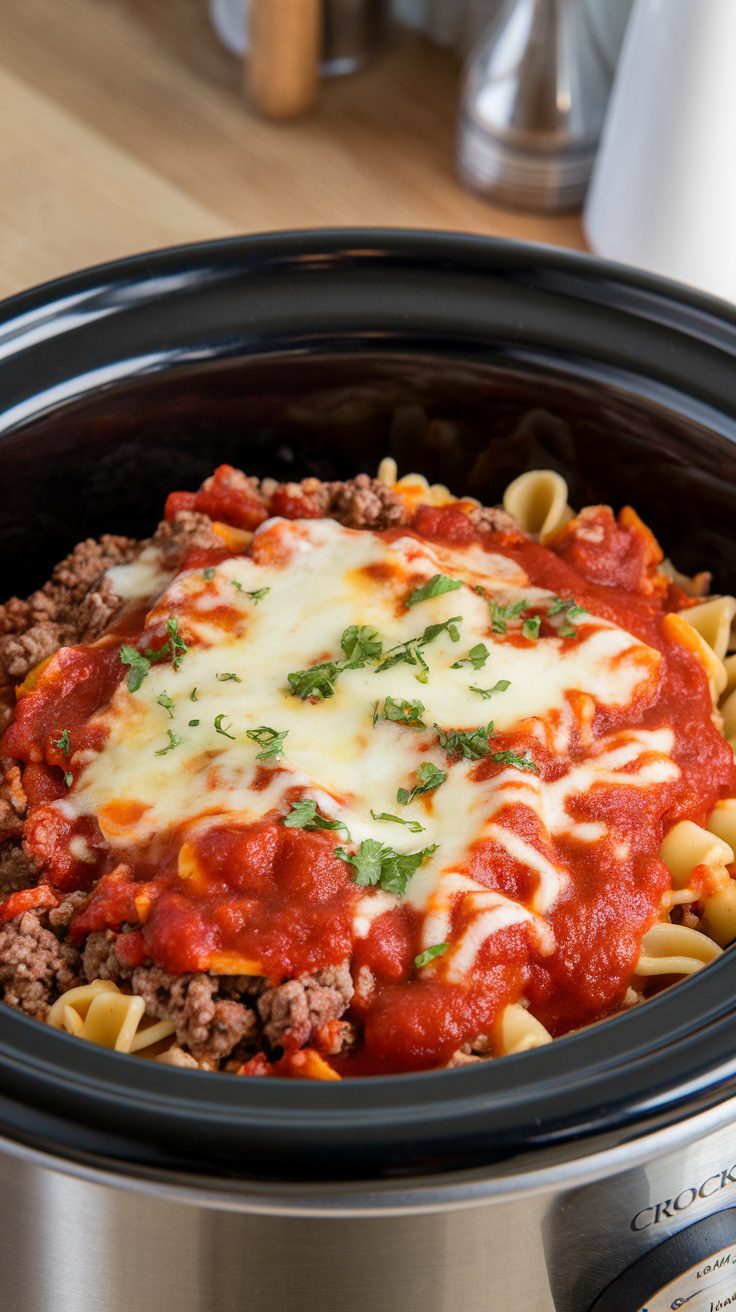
2,227 -> 736,1180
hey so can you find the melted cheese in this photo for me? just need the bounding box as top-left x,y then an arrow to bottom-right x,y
68,517 -> 674,980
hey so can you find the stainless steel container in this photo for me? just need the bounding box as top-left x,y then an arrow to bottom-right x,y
2,231 -> 736,1312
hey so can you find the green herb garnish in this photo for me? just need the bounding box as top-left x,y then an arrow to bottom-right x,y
155,729 -> 184,756
376,617 -> 462,675
119,645 -> 151,692
216,672 -> 241,682
415,943 -> 449,969
246,725 -> 288,760
490,599 -> 528,635
233,582 -> 270,603
397,761 -> 447,805
435,721 -> 495,760
188,719 -> 200,727
335,839 -> 438,897
370,810 -> 425,833
203,568 -> 216,581
382,696 -> 426,729
470,680 -> 511,700
522,617 -> 541,640
451,643 -> 490,671
157,691 -> 175,718
283,798 -> 351,839
287,661 -> 341,701
52,729 -> 71,757
407,574 -> 463,608
340,625 -> 383,663
190,687 -> 199,702
548,596 -> 588,638
289,625 -> 384,701
214,714 -> 236,740
490,750 -> 539,774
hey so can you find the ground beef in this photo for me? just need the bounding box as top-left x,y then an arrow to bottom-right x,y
446,1049 -> 484,1068
258,961 -> 354,1049
0,845 -> 36,897
0,764 -> 26,842
327,475 -> 406,530
469,505 -> 527,536
129,966 -> 258,1063
48,889 -> 90,931
0,533 -> 138,685
81,929 -> 124,982
151,510 -> 223,567
0,909 -> 81,1019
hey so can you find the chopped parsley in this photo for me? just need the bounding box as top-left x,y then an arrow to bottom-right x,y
283,798 -> 351,839
246,725 -> 288,760
470,680 -> 511,699
214,714 -> 236,740
548,596 -> 588,637
340,625 -> 383,663
376,617 -> 462,676
119,645 -> 151,692
52,729 -> 71,757
382,696 -> 427,729
407,574 -> 463,608
289,625 -> 384,700
336,839 -> 438,898
155,729 -> 184,756
119,617 -> 190,691
397,761 -> 447,805
451,643 -> 489,671
216,672 -> 241,682
202,567 -> 216,581
287,661 -> 341,701
370,810 -> 425,833
157,691 -> 175,718
435,721 -> 495,760
64,771 -> 73,788
371,700 -> 379,726
233,582 -> 270,603
522,616 -> 541,640
188,719 -> 200,727
415,943 -> 449,969
490,598 -> 528,634
190,687 -> 199,702
163,618 -> 189,670
490,750 -> 539,774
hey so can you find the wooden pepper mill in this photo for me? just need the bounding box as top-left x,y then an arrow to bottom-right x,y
247,0 -> 322,120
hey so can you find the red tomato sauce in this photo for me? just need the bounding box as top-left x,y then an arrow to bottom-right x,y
2,497 -> 735,1077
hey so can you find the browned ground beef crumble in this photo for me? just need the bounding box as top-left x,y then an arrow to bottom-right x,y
0,475 -> 425,1069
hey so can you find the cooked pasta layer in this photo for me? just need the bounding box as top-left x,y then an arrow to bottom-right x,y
1,464 -> 735,1077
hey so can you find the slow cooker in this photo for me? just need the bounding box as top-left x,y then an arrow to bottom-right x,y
1,231 -> 736,1312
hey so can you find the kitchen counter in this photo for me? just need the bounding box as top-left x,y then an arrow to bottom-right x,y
0,0 -> 585,298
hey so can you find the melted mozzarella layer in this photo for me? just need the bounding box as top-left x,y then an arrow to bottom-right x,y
69,517 -> 673,979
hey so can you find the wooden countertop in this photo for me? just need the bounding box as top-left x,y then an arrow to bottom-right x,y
0,0 -> 585,300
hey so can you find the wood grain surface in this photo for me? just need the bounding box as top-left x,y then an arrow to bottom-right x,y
0,0 -> 585,299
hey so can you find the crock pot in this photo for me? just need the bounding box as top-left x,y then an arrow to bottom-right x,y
1,231 -> 736,1312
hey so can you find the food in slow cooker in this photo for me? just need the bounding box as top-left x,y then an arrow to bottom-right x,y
0,461 -> 734,1079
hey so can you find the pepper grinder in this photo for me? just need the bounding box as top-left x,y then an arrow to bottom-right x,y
457,0 -> 624,212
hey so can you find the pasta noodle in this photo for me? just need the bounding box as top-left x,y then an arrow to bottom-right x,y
502,469 -> 573,541
659,821 -> 733,888
636,923 -> 722,977
498,1003 -> 552,1056
680,596 -> 736,661
48,980 -> 175,1054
